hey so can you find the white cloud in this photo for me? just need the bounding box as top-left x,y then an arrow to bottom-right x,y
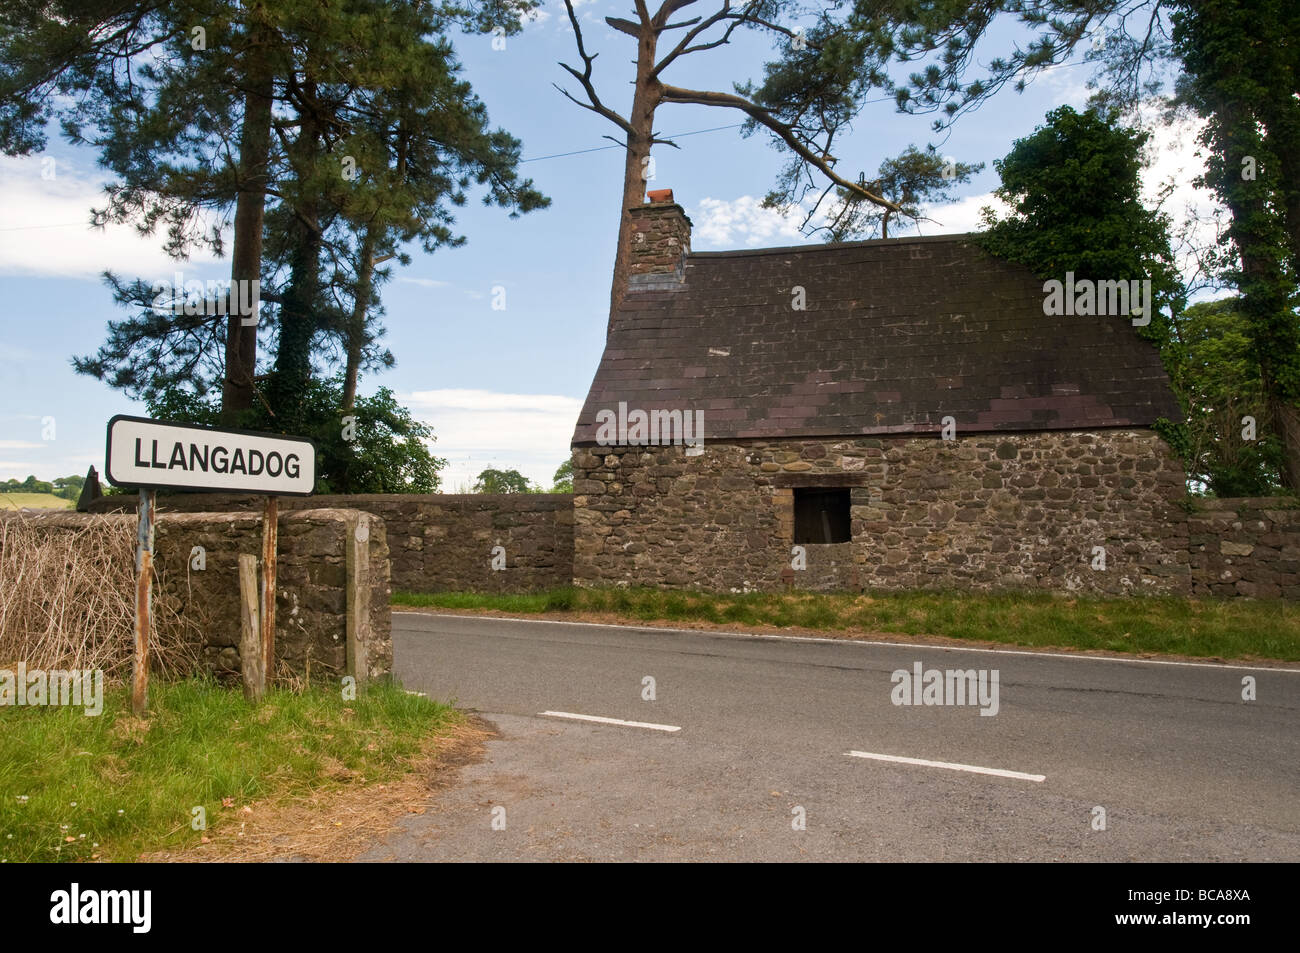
401,388 -> 582,491
527,0 -> 583,27
1035,61 -> 1094,109
396,276 -> 452,288
691,190 -> 1009,248
0,441 -> 45,450
917,191 -> 1009,234
1139,113 -> 1224,289
0,154 -> 221,279
690,195 -> 809,249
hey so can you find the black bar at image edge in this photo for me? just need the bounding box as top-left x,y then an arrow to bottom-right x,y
0,862 -> 1282,939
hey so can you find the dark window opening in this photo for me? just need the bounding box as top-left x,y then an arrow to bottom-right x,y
793,488 -> 851,544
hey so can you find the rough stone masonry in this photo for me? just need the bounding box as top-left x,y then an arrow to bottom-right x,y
572,431 -> 1199,595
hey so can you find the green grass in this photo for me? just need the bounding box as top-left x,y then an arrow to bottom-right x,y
394,586 -> 1300,662
0,493 -> 74,510
0,678 -> 459,862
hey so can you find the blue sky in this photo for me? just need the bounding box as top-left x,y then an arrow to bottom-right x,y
0,1 -> 1213,491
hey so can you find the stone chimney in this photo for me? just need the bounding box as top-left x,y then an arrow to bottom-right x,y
627,188 -> 691,291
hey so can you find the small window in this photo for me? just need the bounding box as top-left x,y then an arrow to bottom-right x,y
794,488 -> 851,544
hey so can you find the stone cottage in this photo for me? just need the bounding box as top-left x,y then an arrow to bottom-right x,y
570,189 -> 1190,594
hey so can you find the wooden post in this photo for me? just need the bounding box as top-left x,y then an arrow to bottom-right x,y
238,553 -> 264,701
131,488 -> 155,716
261,495 -> 278,686
345,515 -> 371,685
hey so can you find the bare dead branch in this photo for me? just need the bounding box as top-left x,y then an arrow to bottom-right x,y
651,2 -> 736,79
606,17 -> 641,37
659,84 -> 901,211
557,1 -> 636,138
652,0 -> 701,30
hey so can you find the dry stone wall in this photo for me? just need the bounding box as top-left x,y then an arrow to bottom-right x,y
1187,498 -> 1300,599
92,493 -> 574,594
84,472 -> 1300,599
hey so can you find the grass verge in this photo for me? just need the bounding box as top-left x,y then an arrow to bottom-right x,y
393,586 -> 1300,662
0,678 -> 460,862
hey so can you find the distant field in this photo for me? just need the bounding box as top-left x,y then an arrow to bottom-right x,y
0,493 -> 74,510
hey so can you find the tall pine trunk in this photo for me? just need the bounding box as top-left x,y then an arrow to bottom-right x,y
221,3 -> 273,425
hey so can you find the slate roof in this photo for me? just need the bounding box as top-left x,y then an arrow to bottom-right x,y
572,233 -> 1181,445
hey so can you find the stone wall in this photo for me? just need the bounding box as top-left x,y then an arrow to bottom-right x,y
79,463 -> 1299,600
573,430 -> 1196,596
7,508 -> 391,680
91,493 -> 574,594
1187,498 -> 1300,599
361,494 -> 573,593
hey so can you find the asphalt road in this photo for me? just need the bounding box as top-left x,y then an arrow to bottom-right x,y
358,613 -> 1300,862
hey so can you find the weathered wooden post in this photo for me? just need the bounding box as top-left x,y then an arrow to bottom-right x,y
261,495 -> 278,686
238,553 -> 264,701
105,415 -> 315,710
345,514 -> 372,686
131,488 -> 155,716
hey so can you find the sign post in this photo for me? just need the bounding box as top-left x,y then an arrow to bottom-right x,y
132,488 -> 155,716
238,554 -> 264,701
106,416 -> 315,711
261,495 -> 278,681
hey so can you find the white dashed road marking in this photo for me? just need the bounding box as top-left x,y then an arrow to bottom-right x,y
846,750 -> 1046,782
540,711 -> 682,732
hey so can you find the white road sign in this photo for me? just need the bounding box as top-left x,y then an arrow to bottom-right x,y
106,415 -> 316,496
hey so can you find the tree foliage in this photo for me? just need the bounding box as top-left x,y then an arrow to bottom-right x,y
1160,298 -> 1283,495
145,375 -> 447,493
808,145 -> 983,241
1169,0 -> 1300,490
550,459 -> 574,493
747,1 -> 1118,225
977,105 -> 1183,337
2,0 -> 546,430
472,468 -> 532,494
0,475 -> 54,495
